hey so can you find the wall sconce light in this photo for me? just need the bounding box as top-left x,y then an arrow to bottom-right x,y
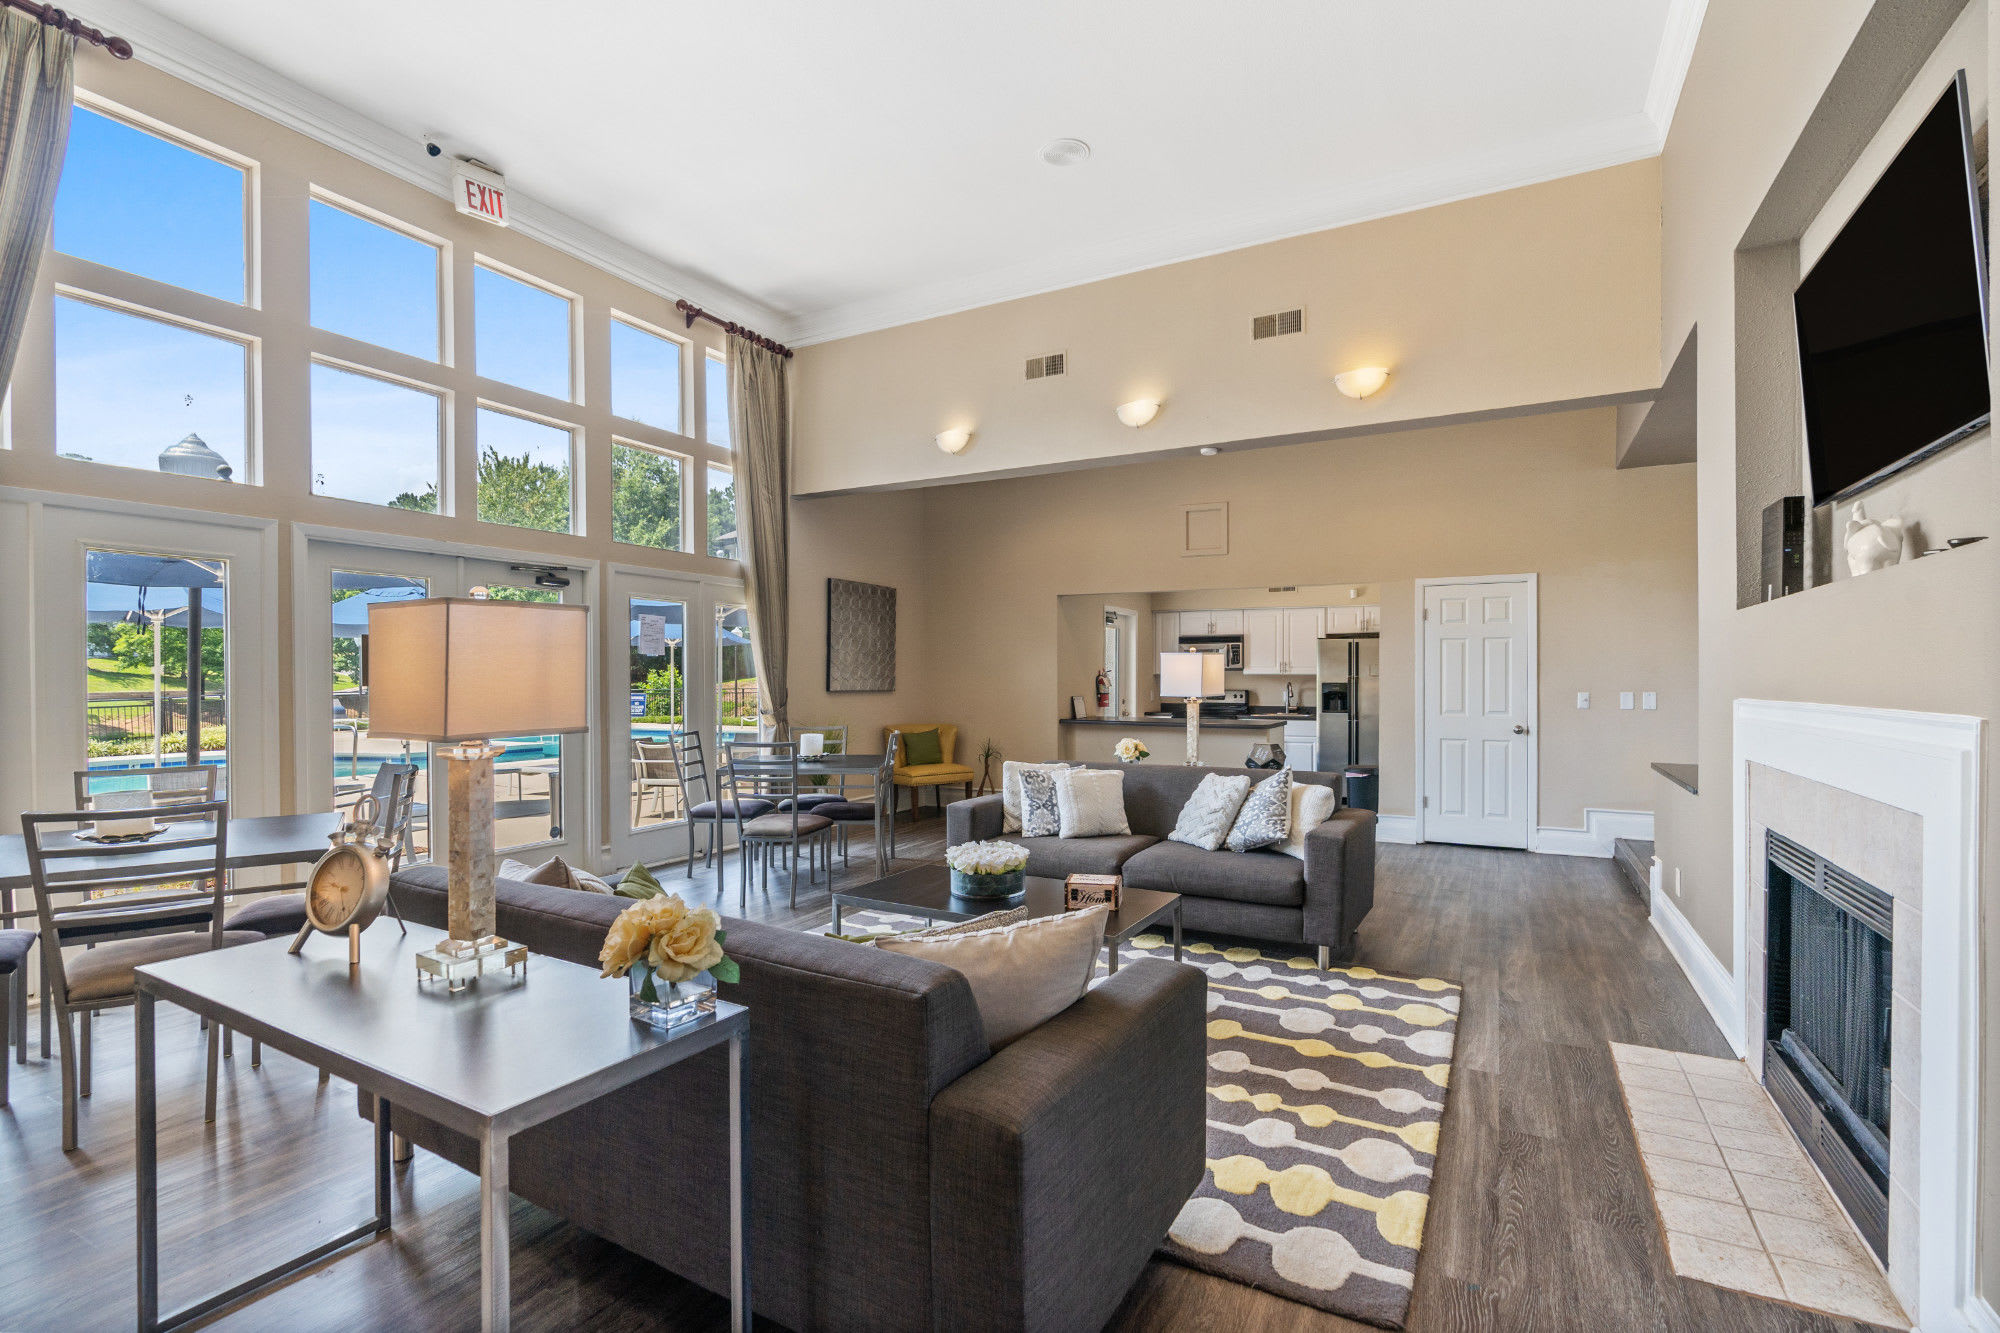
1334,367 -> 1391,399
1115,399 -> 1161,428
935,428 -> 972,455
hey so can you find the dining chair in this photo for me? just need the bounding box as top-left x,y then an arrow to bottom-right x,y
723,741 -> 833,908
778,725 -> 850,814
23,802 -> 264,1151
816,732 -> 899,875
673,734 -> 774,879
0,929 -> 31,1106
631,738 -> 682,823
225,762 -> 418,942
72,763 -> 221,818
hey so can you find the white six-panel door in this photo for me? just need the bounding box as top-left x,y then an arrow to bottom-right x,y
1420,578 -> 1535,848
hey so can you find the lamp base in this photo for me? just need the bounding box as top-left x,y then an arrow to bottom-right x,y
415,934 -> 528,994
1185,701 -> 1202,766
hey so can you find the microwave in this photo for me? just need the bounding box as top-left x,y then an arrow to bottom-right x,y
1178,634 -> 1244,670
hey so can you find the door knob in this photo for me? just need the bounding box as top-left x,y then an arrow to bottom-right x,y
1513,724 -> 1529,735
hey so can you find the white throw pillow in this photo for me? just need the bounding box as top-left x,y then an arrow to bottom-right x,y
1277,782 -> 1340,860
1001,761 -> 1073,833
1055,767 -> 1130,838
1018,768 -> 1062,838
876,906 -> 1109,1047
1227,769 -> 1293,852
1169,773 -> 1253,852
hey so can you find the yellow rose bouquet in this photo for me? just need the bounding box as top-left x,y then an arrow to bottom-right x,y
601,864 -> 739,1022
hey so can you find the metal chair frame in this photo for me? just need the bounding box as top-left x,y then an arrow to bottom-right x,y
723,741 -> 833,909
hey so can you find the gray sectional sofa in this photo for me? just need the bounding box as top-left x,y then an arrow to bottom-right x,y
946,763 -> 1376,966
375,863 -> 1207,1333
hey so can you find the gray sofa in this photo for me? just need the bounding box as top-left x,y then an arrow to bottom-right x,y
947,763 -> 1375,967
376,864 -> 1206,1333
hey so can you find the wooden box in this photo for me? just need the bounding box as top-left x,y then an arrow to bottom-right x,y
1065,873 -> 1121,910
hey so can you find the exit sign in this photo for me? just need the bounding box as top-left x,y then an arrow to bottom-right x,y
451,161 -> 507,227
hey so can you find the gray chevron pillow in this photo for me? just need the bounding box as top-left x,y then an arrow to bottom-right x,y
1226,769 -> 1293,852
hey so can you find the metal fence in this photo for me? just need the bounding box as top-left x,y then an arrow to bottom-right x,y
87,692 -> 227,740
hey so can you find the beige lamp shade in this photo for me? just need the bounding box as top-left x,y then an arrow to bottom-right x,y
367,597 -> 590,742
1160,650 -> 1224,699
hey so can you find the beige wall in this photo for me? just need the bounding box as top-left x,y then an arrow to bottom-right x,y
914,408 -> 1696,830
1653,0 -> 2000,1299
791,160 -> 1664,496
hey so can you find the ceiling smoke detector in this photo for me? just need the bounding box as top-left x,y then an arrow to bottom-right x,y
1040,138 -> 1092,167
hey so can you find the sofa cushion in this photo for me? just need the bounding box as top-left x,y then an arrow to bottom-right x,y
1016,834 -> 1157,877
894,763 -> 976,785
1279,781 -> 1340,860
1055,767 -> 1130,838
876,905 -> 1108,1048
1122,840 -> 1306,908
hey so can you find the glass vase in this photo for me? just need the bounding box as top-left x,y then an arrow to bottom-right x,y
628,964 -> 718,1031
950,866 -> 1026,900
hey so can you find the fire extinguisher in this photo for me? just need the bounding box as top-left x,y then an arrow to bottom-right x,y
1095,668 -> 1111,710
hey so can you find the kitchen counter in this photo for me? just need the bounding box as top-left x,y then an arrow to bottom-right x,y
1062,715 -> 1289,730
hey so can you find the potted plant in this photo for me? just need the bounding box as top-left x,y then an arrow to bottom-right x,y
976,738 -> 1001,795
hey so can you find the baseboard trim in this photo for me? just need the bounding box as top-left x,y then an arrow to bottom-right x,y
1376,814 -> 1420,844
1534,808 -> 1655,858
1965,1294 -> 2000,1333
1649,884 -> 1746,1056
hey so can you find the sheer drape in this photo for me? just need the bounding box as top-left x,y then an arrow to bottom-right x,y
726,334 -> 792,739
0,9 -> 75,387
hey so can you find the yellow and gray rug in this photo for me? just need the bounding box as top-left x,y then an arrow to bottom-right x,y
826,914 -> 1459,1328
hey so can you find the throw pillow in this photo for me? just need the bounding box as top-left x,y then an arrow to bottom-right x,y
1054,767 -> 1130,838
1001,760 -> 1072,833
1019,768 -> 1062,837
826,904 -> 1031,945
876,905 -> 1110,1047
1168,773 -> 1253,852
1227,768 -> 1293,852
1277,781 -> 1340,860
512,854 -> 616,894
900,728 -> 944,766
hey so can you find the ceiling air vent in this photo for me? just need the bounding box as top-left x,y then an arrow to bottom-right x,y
1025,351 -> 1066,380
1252,308 -> 1305,341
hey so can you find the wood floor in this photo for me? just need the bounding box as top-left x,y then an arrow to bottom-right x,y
0,819 -> 1880,1332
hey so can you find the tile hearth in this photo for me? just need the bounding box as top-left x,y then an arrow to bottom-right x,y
1611,1042 -> 1907,1330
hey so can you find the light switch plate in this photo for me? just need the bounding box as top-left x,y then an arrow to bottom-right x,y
1576,692 -> 1590,709
1619,691 -> 1635,710
1642,691 -> 1658,710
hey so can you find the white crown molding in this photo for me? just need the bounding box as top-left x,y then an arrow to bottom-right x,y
1645,0 -> 1709,139
83,0 -> 793,339
786,111 -> 1666,345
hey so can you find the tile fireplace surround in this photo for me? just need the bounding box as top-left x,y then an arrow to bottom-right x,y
1731,700 -> 1984,1329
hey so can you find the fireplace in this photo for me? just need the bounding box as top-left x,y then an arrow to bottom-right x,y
1761,830 -> 1891,1261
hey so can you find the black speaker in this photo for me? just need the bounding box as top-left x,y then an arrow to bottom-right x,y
1762,496 -> 1805,600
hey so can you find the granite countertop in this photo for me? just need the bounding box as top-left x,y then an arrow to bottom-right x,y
1652,762 -> 1699,795
1060,715 -> 1290,731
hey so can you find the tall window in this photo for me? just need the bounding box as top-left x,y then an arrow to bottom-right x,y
629,597 -> 688,829
54,297 -> 248,481
610,316 -> 683,430
310,198 -> 442,360
476,407 -> 574,533
707,464 -> 737,560
310,363 -> 443,508
716,604 -> 755,742
475,263 -> 573,400
54,106 -> 246,303
83,549 -> 228,779
704,351 -> 730,446
612,442 -> 684,550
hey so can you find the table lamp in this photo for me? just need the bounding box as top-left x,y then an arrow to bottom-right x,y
367,596 -> 589,988
1159,650 -> 1225,766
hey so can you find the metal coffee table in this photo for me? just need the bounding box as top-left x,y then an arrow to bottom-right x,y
832,865 -> 1182,971
133,927 -> 749,1333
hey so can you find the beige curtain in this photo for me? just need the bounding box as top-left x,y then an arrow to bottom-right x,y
0,9 -> 74,388
727,334 -> 792,740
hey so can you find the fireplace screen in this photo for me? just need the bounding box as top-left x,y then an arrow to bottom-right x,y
1763,830 -> 1893,1258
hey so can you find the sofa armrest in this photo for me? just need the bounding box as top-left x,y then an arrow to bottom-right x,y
1302,806 -> 1376,952
945,792 -> 1005,845
929,959 -> 1206,1332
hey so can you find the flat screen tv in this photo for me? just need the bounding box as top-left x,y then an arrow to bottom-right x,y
1794,71 -> 1990,507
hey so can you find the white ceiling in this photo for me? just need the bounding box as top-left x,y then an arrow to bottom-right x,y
103,0 -> 1704,344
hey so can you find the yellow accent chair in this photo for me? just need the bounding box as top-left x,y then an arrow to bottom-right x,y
882,724 -> 977,822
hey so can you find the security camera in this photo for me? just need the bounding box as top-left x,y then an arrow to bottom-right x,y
424,140 -> 442,158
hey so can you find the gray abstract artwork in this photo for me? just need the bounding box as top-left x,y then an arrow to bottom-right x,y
826,578 -> 896,692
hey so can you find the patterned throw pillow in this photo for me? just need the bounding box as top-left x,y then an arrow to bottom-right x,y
1168,773 -> 1252,852
1001,761 -> 1073,833
1054,767 -> 1130,838
1277,781 -> 1340,860
1019,768 -> 1062,837
1226,769 -> 1293,852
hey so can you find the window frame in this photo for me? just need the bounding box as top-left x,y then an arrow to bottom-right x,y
472,254 -> 581,405
306,186 -> 451,365
609,436 -> 691,554
607,308 -> 690,435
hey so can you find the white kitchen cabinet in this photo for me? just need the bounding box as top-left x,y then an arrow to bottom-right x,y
1241,608 -> 1283,673
1155,612 -> 1181,661
1282,721 -> 1318,772
1280,607 -> 1324,674
1326,605 -> 1380,635
1210,609 -> 1243,635
1363,604 -> 1381,631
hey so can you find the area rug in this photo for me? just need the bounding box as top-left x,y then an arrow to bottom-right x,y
823,912 -> 1460,1328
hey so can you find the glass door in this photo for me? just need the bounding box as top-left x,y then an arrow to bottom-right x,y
462,563 -> 577,858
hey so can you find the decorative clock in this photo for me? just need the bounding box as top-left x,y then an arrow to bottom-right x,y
289,795 -> 403,965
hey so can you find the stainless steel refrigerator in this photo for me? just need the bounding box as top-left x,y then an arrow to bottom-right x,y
1316,633 -> 1380,769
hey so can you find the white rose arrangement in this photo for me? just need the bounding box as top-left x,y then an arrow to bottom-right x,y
1113,737 -> 1150,763
944,840 -> 1030,876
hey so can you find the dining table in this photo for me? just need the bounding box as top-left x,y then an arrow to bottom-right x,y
720,751 -> 894,873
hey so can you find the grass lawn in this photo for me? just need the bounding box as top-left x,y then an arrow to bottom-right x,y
86,657 -> 183,693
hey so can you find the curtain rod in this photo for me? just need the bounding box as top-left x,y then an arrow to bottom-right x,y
2,0 -> 133,57
675,299 -> 793,359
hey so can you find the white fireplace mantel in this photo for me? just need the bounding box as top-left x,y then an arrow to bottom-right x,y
1731,699 -> 1984,1331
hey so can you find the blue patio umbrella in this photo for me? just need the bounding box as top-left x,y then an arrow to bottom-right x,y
331,583 -> 430,635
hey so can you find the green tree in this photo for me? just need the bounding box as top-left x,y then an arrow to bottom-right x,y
612,446 -> 682,550
707,478 -> 737,558
389,487 -> 438,512
385,447 -> 571,533
110,622 -> 223,681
